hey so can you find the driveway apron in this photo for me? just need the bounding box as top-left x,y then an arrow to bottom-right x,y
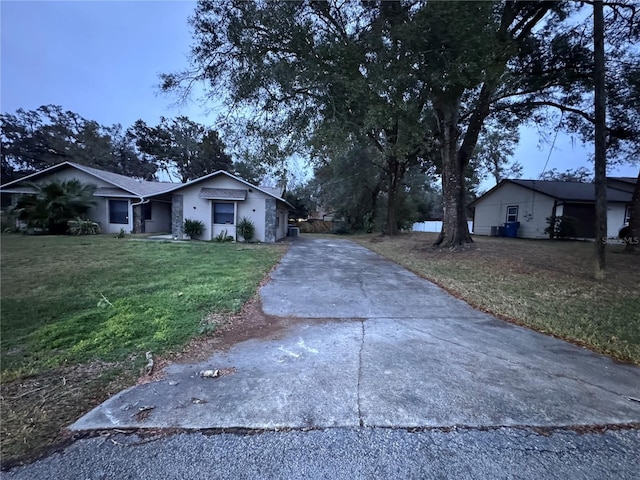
71,237 -> 640,431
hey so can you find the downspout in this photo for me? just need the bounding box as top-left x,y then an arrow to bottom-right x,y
131,197 -> 150,234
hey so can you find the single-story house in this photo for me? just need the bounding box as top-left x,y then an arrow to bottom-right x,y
167,171 -> 291,242
0,162 -> 292,242
470,177 -> 636,239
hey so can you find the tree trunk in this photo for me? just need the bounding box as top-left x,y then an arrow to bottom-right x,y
593,0 -> 607,280
623,169 -> 640,254
385,156 -> 400,235
434,102 -> 472,248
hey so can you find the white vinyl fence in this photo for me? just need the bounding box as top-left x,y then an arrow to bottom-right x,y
412,220 -> 474,234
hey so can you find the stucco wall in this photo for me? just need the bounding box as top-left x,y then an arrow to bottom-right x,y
607,203 -> 629,238
145,201 -> 171,234
16,167 -> 137,234
276,208 -> 288,240
473,182 -> 556,239
474,182 -> 631,239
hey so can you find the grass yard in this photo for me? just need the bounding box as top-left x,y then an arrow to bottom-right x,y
352,232 -> 640,364
0,234 -> 286,464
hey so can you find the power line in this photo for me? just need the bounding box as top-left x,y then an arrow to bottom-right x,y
538,111 -> 564,180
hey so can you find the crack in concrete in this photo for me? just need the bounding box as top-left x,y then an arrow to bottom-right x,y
357,319 -> 365,427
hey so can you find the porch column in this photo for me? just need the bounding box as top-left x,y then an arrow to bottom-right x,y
132,204 -> 143,234
172,194 -> 184,238
264,198 -> 276,243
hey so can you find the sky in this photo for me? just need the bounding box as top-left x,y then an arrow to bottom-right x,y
1,0 -> 638,189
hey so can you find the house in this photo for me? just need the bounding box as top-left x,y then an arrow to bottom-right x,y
470,177 -> 636,239
1,162 -> 174,235
0,162 -> 292,242
166,171 -> 290,242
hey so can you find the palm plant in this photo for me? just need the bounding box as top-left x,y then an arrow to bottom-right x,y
14,180 -> 97,234
237,217 -> 255,242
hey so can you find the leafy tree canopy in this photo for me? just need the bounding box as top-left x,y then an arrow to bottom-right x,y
1,105 -> 157,182
161,0 -> 639,245
128,116 -> 233,183
540,167 -> 593,182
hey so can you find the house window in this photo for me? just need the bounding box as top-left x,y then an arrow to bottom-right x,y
624,205 -> 632,224
506,205 -> 518,223
142,203 -> 152,221
214,202 -> 234,224
276,212 -> 280,227
109,200 -> 129,224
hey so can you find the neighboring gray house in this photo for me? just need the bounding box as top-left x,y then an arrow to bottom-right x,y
470,177 -> 636,239
0,162 -> 292,242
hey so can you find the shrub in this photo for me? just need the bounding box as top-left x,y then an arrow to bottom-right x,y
545,215 -> 578,239
237,217 -> 256,242
331,221 -> 351,235
13,179 -> 97,235
67,217 -> 100,235
184,218 -> 205,239
213,229 -> 234,242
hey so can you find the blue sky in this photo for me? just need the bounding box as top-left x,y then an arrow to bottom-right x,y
1,0 -> 212,126
1,0 -> 637,188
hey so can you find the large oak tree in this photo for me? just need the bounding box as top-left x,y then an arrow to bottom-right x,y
162,0 -> 639,247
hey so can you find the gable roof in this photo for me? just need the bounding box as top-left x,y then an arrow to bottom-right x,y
606,176 -> 637,193
1,162 -> 294,208
470,177 -> 635,207
157,170 -> 294,208
0,161 -> 174,198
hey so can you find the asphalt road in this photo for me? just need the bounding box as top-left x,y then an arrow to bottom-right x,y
5,237 -> 640,479
6,427 -> 640,479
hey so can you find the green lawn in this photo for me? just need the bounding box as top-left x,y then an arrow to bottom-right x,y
352,232 -> 640,364
1,235 -> 285,380
0,234 -> 286,462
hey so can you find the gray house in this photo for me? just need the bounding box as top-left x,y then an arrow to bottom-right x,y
470,177 -> 636,239
1,162 -> 292,242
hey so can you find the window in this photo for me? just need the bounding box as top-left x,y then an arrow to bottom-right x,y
624,205 -> 632,224
142,203 -> 152,221
276,212 -> 280,227
506,205 -> 518,223
214,202 -> 234,224
109,200 -> 129,224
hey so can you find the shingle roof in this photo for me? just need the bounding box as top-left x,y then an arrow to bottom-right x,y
259,186 -> 284,198
509,179 -> 633,203
0,161 -> 176,198
67,163 -> 175,197
94,187 -> 137,197
0,162 -> 295,208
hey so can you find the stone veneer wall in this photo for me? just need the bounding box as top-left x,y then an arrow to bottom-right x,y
264,198 -> 277,243
172,194 -> 183,238
132,204 -> 143,234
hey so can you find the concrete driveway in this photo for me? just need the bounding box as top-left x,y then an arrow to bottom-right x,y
71,237 -> 640,431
